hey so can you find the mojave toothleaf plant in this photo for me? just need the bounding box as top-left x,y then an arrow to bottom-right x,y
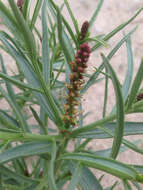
0,0 -> 142,189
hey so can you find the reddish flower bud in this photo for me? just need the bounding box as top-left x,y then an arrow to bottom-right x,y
83,58 -> 89,63
77,50 -> 81,56
76,58 -> 82,64
83,63 -> 88,68
17,0 -> 24,7
83,52 -> 89,58
78,66 -> 85,73
79,21 -> 89,40
70,72 -> 79,81
81,21 -> 89,35
80,43 -> 88,49
137,93 -> 143,101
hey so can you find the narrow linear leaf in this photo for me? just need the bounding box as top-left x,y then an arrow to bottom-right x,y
57,7 -> 74,64
67,164 -> 82,190
80,166 -> 103,190
0,165 -> 38,184
8,0 -> 37,62
48,0 -> 78,48
30,0 -> 43,30
122,35 -> 134,101
0,142 -> 52,164
0,109 -> 20,130
92,7 -> 143,51
76,122 -> 143,139
127,58 -> 143,110
42,0 -> 50,85
60,153 -> 139,181
82,27 -> 137,94
64,0 -> 79,35
0,55 -> 29,132
23,0 -> 32,20
111,35 -> 134,114
0,32 -> 62,126
0,1 -> 20,36
123,180 -> 132,190
103,67 -> 109,117
89,0 -> 104,31
101,53 -> 124,159
0,71 -> 42,93
30,106 -> 47,135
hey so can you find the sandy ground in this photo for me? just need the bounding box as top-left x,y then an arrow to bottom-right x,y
1,0 -> 143,189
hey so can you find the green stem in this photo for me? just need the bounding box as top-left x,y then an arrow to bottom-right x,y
55,138 -> 69,179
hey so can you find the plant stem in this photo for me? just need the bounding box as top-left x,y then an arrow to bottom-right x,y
55,138 -> 69,179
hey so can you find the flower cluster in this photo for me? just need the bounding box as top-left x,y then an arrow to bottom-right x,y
63,43 -> 91,127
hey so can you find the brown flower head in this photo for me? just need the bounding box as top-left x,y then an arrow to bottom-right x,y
63,42 -> 91,128
79,21 -> 89,40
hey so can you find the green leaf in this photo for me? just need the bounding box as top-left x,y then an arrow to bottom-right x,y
60,153 -> 138,181
123,139 -> 143,156
0,71 -> 42,93
79,166 -> 103,190
0,1 -> 20,36
67,164 -> 82,190
92,7 -> 143,51
0,109 -> 20,130
111,35 -> 134,114
0,32 -> 62,126
0,142 -> 52,164
0,84 -> 30,132
0,54 -> 30,132
101,54 -> 124,159
103,67 -> 109,117
82,27 -> 137,94
49,0 -> 78,49
123,180 -> 132,190
42,0 -> 50,85
48,141 -> 57,190
64,0 -> 79,35
122,35 -> 134,101
67,162 -> 103,190
76,122 -> 143,139
57,7 -> 74,64
23,0 -> 32,20
127,58 -> 143,110
30,106 -> 47,135
30,0 -> 43,30
8,0 -> 37,62
89,0 -> 104,31
0,165 -> 38,184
